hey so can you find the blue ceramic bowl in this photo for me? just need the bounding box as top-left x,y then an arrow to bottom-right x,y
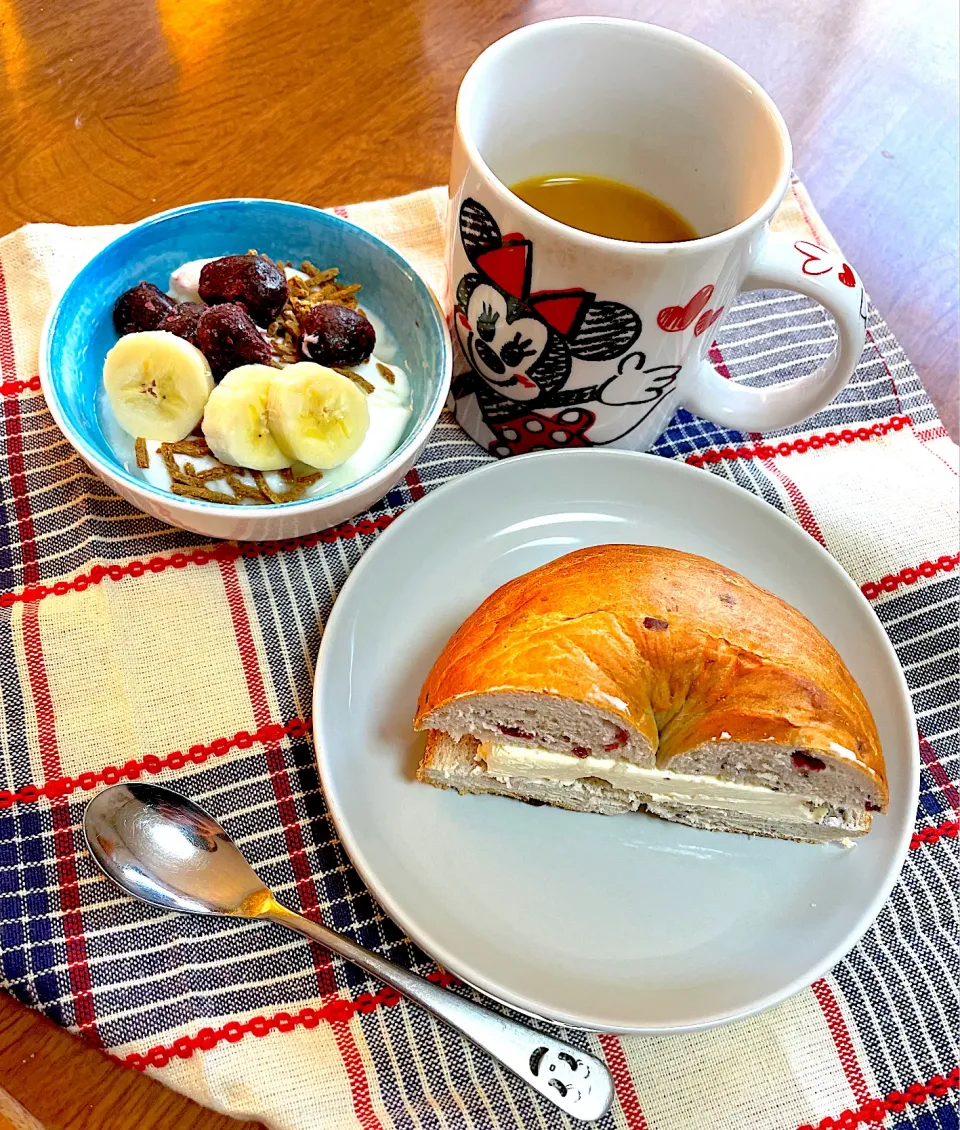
40,199 -> 452,540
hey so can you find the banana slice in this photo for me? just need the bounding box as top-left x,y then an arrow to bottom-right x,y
103,330 -> 214,442
266,362 -> 369,469
201,364 -> 292,471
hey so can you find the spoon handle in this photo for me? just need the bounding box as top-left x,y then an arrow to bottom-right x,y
260,901 -> 614,1121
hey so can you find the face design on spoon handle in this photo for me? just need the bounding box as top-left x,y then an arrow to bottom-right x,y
528,1044 -> 598,1107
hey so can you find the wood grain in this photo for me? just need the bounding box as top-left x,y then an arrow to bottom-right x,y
1,1082 -> 48,1130
0,993 -> 264,1130
0,1 -> 956,1127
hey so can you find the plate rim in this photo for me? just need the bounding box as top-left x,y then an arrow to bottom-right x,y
313,448 -> 919,1034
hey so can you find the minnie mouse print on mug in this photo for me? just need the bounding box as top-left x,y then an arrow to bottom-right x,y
447,18 -> 867,457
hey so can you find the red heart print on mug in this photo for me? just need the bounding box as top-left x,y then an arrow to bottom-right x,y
837,263 -> 856,287
794,239 -> 834,277
694,307 -> 724,336
657,284 -> 714,332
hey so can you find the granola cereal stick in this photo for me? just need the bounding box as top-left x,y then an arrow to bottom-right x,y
302,263 -> 339,282
134,437 -> 150,468
294,469 -> 324,487
376,362 -> 396,385
334,367 -> 375,394
166,437 -> 212,458
159,445 -> 191,485
227,475 -> 269,503
171,482 -> 243,505
252,472 -> 289,505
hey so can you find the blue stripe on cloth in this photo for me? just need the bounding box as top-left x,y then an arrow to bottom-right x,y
904,1099 -> 960,1129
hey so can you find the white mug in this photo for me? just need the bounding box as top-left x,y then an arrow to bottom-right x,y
447,17 -> 866,457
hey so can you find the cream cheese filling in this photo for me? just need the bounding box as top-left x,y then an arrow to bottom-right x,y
479,742 -> 826,823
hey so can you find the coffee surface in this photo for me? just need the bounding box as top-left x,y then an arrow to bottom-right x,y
510,173 -> 697,243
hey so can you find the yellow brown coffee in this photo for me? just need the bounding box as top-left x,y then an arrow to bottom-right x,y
510,173 -> 697,243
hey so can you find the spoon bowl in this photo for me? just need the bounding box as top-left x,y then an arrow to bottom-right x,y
85,782 -> 267,916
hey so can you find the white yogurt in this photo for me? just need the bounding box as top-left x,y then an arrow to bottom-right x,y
167,258 -> 212,303
100,259 -> 414,504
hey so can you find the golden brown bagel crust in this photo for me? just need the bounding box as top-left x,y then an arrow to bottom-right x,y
415,545 -> 887,805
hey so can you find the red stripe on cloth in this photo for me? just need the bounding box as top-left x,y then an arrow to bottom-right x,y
811,980 -> 872,1110
796,1067 -> 959,1130
24,601 -> 101,1044
685,417 -> 912,468
405,466 -> 426,500
708,342 -> 733,379
761,456 -> 827,546
790,182 -> 827,244
0,264 -> 17,385
12,717 -> 959,855
864,328 -> 903,416
911,818 -> 960,849
218,560 -> 336,995
713,340 -> 826,547
10,717 -> 959,854
916,424 -> 949,443
918,730 -> 960,814
738,418 -> 826,550
863,321 -> 960,479
329,1025 -> 384,1130
865,326 -> 960,479
218,560 -> 383,1128
0,312 -> 102,1044
12,714 -> 955,855
2,412 -> 40,585
0,717 -> 312,807
0,514 -> 402,610
597,1035 -> 649,1129
333,205 -> 350,219
121,973 -> 458,1069
860,553 -> 960,599
1,374 -> 41,396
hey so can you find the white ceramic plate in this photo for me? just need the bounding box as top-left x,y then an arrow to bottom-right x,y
314,450 -> 917,1034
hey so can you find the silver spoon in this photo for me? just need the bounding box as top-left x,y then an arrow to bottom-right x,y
84,782 -> 614,1121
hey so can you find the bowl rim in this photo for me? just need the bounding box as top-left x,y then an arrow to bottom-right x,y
39,196 -> 453,516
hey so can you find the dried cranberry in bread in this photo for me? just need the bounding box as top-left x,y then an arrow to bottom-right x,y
414,545 -> 887,843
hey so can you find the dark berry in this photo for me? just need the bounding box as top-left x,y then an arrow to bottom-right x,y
497,724 -> 535,741
158,302 -> 205,347
113,282 -> 176,335
604,727 -> 629,752
299,301 -> 376,366
198,255 -> 288,327
196,303 -> 272,379
792,751 -> 826,772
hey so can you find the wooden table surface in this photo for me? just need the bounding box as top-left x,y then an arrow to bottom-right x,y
0,0 -> 957,1126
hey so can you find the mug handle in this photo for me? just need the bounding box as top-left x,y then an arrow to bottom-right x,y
680,232 -> 866,431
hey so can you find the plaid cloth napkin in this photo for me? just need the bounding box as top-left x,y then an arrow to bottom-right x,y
0,182 -> 957,1130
